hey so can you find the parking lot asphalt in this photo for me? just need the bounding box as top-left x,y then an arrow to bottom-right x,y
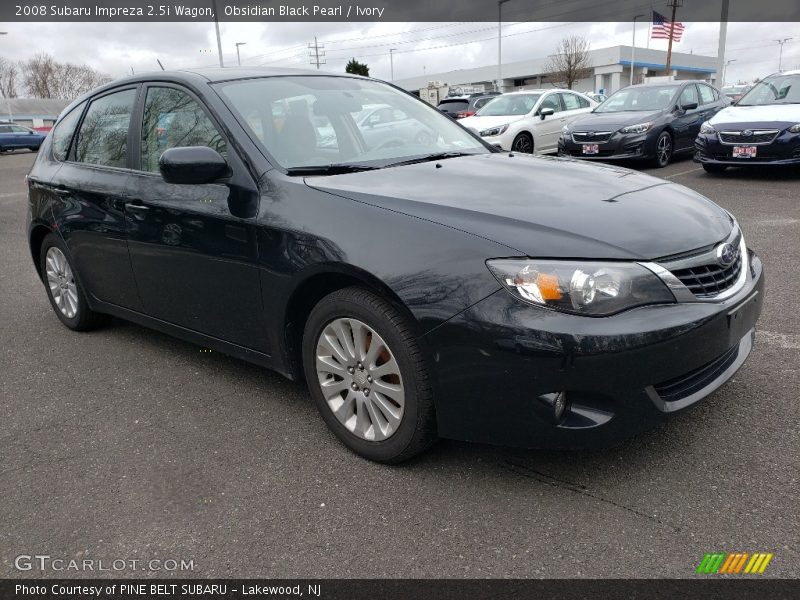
1,150 -> 798,579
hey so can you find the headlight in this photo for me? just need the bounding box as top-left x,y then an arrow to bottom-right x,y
620,122 -> 653,134
700,121 -> 716,134
486,259 -> 675,316
788,123 -> 800,133
561,125 -> 570,137
480,124 -> 509,137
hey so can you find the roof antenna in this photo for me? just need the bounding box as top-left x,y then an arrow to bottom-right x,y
157,59 -> 165,71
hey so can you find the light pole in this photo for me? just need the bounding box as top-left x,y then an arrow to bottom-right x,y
389,48 -> 396,81
235,42 -> 246,67
497,0 -> 510,92
722,59 -> 736,86
630,14 -> 644,86
212,0 -> 224,67
0,32 -> 13,122
776,38 -> 793,71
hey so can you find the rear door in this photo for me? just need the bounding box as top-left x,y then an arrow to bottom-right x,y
49,86 -> 144,311
124,83 -> 265,351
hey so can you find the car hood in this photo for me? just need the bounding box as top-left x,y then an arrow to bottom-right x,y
709,104 -> 800,127
459,114 -> 523,133
570,110 -> 664,131
306,154 -> 733,260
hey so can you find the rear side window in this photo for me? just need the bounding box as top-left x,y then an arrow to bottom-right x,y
698,84 -> 716,105
74,88 -> 137,168
561,93 -> 587,110
140,86 -> 227,173
52,102 -> 86,161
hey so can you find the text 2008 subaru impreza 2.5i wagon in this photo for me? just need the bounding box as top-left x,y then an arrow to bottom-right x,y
26,68 -> 764,463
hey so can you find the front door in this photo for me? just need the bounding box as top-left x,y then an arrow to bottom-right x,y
124,84 -> 266,351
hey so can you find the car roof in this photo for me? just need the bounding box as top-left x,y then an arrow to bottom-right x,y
56,67 -> 377,123
502,89 -> 586,95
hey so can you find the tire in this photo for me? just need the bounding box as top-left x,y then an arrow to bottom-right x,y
511,132 -> 534,154
39,233 -> 105,331
651,131 -> 673,167
302,286 -> 437,463
29,146 -> 41,152
702,163 -> 728,174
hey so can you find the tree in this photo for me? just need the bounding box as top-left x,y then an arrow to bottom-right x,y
345,58 -> 369,77
544,35 -> 592,90
20,53 -> 111,99
0,57 -> 20,98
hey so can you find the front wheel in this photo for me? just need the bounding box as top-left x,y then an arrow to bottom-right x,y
651,131 -> 673,168
302,287 -> 437,463
511,132 -> 534,154
702,163 -> 728,174
40,233 -> 104,331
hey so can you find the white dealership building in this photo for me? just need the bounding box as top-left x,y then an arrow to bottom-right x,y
395,45 -> 718,98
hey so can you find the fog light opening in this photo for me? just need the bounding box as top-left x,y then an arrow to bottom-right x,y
536,391 -> 570,424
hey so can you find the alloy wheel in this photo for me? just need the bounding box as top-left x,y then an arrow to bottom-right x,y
45,247 -> 79,319
657,134 -> 672,166
315,317 -> 405,442
512,134 -> 533,154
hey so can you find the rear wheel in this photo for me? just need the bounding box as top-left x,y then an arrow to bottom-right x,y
652,131 -> 673,167
302,287 -> 437,463
39,233 -> 104,331
511,132 -> 534,154
702,163 -> 728,174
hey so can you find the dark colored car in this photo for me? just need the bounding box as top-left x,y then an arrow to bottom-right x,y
695,71 -> 800,173
0,122 -> 47,152
437,92 -> 501,119
26,68 -> 763,463
559,81 -> 728,167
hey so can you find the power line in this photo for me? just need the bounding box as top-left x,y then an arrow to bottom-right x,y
308,36 -> 326,69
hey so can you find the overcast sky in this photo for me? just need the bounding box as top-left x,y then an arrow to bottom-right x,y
0,20 -> 797,87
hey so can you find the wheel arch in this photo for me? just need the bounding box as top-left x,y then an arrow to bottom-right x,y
29,222 -> 56,280
281,264 -> 414,381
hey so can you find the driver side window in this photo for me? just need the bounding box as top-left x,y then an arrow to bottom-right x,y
679,85 -> 698,107
141,86 -> 227,173
539,94 -> 562,114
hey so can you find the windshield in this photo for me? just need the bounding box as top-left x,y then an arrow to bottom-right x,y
217,76 -> 487,171
737,74 -> 800,106
476,94 -> 541,116
595,86 -> 679,112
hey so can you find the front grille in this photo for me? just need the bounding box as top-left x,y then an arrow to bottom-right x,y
653,344 -> 739,403
670,247 -> 742,298
718,130 -> 779,145
572,131 -> 613,143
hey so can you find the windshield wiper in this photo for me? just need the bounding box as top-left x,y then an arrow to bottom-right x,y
385,151 -> 477,168
285,164 -> 379,176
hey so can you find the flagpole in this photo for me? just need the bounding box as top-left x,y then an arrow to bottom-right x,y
664,0 -> 682,77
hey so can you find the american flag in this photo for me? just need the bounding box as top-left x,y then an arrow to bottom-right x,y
651,10 -> 685,41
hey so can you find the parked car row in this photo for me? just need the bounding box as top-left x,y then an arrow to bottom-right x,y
439,71 -> 799,174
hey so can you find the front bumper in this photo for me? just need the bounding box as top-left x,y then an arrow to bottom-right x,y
558,131 -> 651,160
695,130 -> 800,165
423,251 -> 764,449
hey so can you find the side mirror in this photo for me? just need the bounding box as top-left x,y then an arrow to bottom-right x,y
681,102 -> 699,111
29,130 -> 35,135
540,107 -> 555,120
159,146 -> 231,185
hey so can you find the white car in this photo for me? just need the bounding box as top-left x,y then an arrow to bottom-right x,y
460,89 -> 598,154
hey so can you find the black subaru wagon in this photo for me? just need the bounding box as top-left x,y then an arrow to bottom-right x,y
26,68 -> 763,463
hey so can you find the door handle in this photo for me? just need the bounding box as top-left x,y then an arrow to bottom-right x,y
53,186 -> 70,197
125,203 -> 150,212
